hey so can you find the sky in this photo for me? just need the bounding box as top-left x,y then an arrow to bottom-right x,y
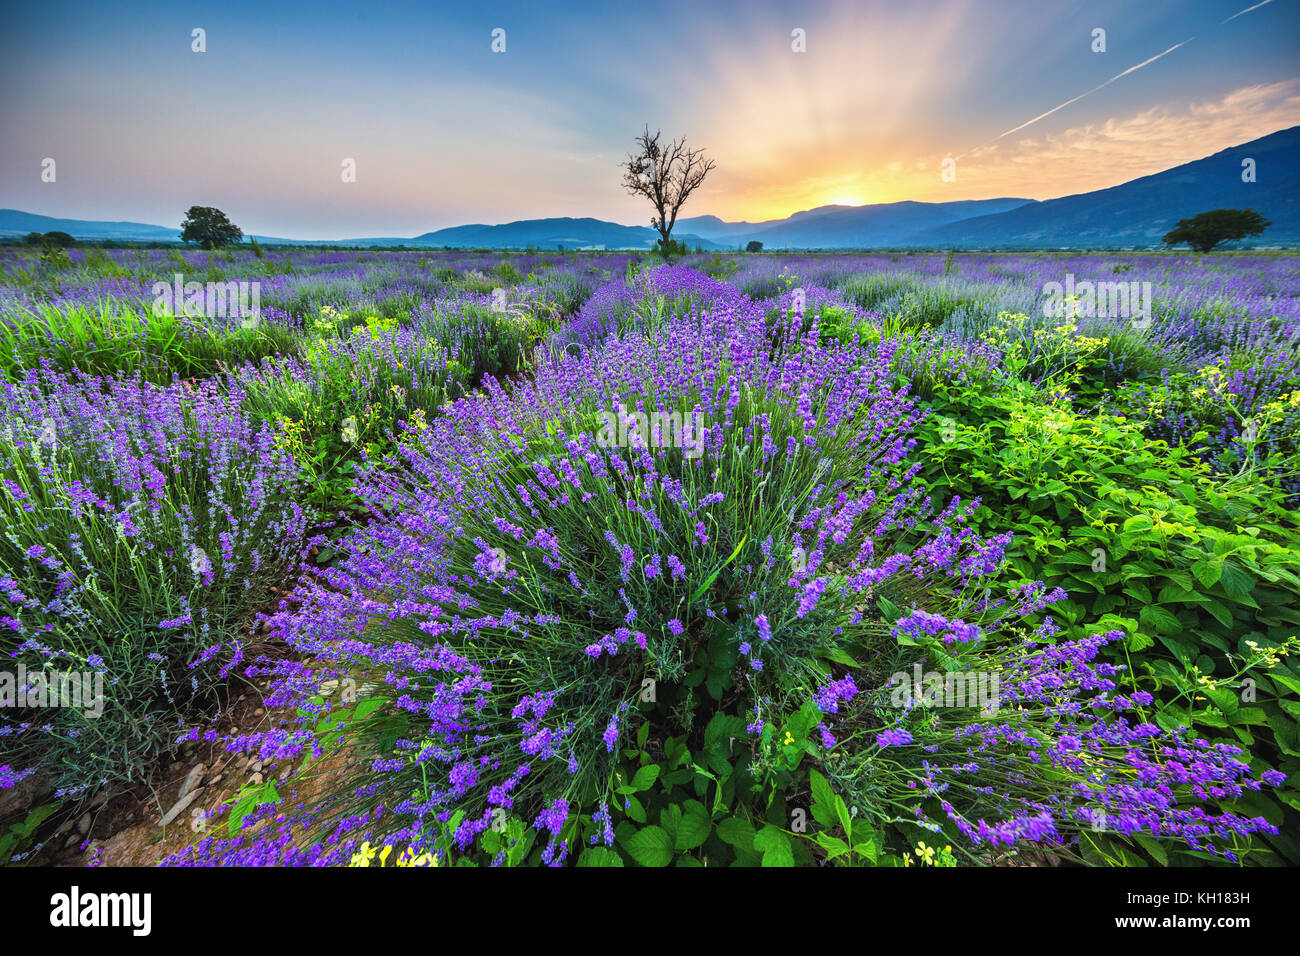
1,0 -> 1297,239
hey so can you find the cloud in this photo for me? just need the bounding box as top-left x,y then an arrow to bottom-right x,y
951,81 -> 1300,199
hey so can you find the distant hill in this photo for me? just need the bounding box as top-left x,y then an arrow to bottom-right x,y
408,217 -> 724,251
0,210 -> 720,251
0,209 -> 182,242
678,198 -> 1035,248
3,126 -> 1296,250
0,210 -> 304,245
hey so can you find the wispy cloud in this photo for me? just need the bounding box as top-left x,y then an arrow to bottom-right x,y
952,81 -> 1300,199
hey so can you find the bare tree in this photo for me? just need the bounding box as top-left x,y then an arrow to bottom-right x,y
622,127 -> 715,259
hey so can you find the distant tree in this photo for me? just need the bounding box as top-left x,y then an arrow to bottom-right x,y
180,206 -> 243,249
1162,208 -> 1270,253
622,127 -> 715,261
38,230 -> 76,247
23,232 -> 44,245
745,240 -> 763,253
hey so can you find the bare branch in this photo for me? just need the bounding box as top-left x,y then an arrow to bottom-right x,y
622,126 -> 716,257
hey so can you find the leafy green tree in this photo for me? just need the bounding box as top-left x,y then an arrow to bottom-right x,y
1162,208 -> 1270,253
180,206 -> 244,249
30,230 -> 76,247
746,240 -> 763,253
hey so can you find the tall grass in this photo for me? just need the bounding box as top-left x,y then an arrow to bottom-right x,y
0,302 -> 300,384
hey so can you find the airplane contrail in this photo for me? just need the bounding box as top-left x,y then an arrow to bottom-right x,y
997,39 -> 1195,139
1222,0 -> 1275,25
952,0 -> 1279,162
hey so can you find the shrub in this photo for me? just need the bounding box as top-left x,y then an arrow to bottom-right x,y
163,299 -> 959,865
915,373 -> 1300,862
0,369 -> 307,796
162,275 -> 1287,867
236,322 -> 471,527
413,295 -> 535,382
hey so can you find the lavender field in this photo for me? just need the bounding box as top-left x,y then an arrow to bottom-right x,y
1,245 -> 1297,868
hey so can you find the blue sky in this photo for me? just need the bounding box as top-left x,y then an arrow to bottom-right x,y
2,0 -> 1297,238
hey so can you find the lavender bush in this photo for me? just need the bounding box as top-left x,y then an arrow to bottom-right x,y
159,267 -> 1289,867
0,367 -> 306,794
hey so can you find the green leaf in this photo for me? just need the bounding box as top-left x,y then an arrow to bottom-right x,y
1202,600 -> 1235,628
1133,833 -> 1167,865
675,807 -> 711,851
1191,559 -> 1222,589
753,825 -> 795,867
816,646 -> 859,667
622,825 -> 674,867
1202,685 -> 1239,716
228,782 -> 280,837
1232,706 -> 1269,726
15,803 -> 57,839
705,749 -> 732,776
809,769 -> 837,826
1218,561 -> 1258,605
660,804 -> 682,844
691,535 -> 747,602
1139,604 -> 1181,635
631,765 -> 660,792
703,712 -> 749,750
852,837 -> 879,863
352,696 -> 388,721
1122,515 -> 1154,533
1125,630 -> 1154,653
509,827 -> 537,866
661,769 -> 694,787
577,847 -> 625,867
624,794 -> 646,824
754,827 -> 790,868
1123,582 -> 1153,603
1157,583 -> 1204,605
815,831 -> 851,859
834,795 -> 853,838
716,816 -> 757,850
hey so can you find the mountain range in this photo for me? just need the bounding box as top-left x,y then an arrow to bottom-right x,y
3,126 -> 1296,250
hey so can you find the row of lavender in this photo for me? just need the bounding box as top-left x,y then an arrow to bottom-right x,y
1,246 -> 1297,866
6,245 -> 1296,420
1,249 -> 624,815
156,261 -> 1292,868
